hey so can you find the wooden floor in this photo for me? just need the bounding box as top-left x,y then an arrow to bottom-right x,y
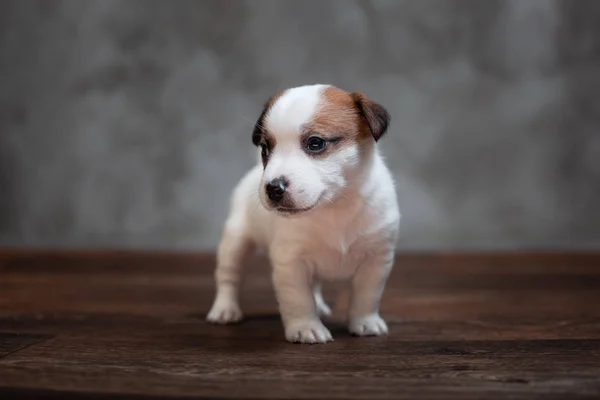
0,250 -> 599,399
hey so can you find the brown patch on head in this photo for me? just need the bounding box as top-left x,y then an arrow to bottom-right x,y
252,92 -> 282,146
252,91 -> 284,167
305,86 -> 390,155
350,92 -> 390,142
307,87 -> 363,143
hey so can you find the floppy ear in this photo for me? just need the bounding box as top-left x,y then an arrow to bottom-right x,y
252,97 -> 273,146
351,92 -> 390,141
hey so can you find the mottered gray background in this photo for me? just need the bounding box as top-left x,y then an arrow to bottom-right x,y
1,0 -> 599,251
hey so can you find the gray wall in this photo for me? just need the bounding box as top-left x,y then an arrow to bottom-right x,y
1,0 -> 599,251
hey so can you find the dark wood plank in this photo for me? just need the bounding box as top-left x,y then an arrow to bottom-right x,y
0,333 -> 53,358
0,250 -> 599,399
1,336 -> 599,399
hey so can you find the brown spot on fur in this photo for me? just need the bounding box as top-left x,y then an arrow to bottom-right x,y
303,86 -> 391,157
309,86 -> 366,142
252,91 -> 284,167
351,92 -> 390,142
252,93 -> 281,146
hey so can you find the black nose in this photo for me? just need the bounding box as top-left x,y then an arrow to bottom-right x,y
266,178 -> 287,203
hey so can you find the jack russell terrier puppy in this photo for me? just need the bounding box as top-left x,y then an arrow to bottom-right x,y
207,84 -> 400,344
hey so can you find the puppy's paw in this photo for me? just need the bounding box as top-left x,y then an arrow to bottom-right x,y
315,298 -> 332,317
206,299 -> 243,324
285,319 -> 333,344
349,313 -> 388,336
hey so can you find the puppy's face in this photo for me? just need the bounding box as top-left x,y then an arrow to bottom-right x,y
252,85 -> 390,216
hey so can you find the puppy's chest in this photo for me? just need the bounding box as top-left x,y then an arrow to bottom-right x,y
304,219 -> 371,281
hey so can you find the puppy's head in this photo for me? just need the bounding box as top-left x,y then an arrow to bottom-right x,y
252,84 -> 390,216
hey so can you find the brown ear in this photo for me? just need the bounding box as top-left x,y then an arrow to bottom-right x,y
252,96 -> 273,146
351,92 -> 390,141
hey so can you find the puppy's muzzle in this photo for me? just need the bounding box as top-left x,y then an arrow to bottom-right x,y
266,177 -> 288,204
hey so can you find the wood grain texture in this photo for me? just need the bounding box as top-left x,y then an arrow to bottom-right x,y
0,250 -> 599,399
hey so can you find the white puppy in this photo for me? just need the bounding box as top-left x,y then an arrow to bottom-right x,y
207,84 -> 400,344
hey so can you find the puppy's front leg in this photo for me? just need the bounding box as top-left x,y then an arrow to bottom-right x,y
207,228 -> 253,324
272,264 -> 333,344
348,250 -> 394,336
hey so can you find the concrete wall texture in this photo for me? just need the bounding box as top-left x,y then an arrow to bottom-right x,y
1,0 -> 599,251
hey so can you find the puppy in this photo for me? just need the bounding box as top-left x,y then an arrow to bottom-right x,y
207,84 -> 400,344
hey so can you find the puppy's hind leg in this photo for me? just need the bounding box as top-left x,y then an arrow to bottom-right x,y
207,224 -> 254,324
313,282 -> 332,317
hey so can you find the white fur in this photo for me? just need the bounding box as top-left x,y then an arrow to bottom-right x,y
207,84 -> 401,344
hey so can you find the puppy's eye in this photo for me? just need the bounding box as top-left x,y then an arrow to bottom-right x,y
306,136 -> 326,153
